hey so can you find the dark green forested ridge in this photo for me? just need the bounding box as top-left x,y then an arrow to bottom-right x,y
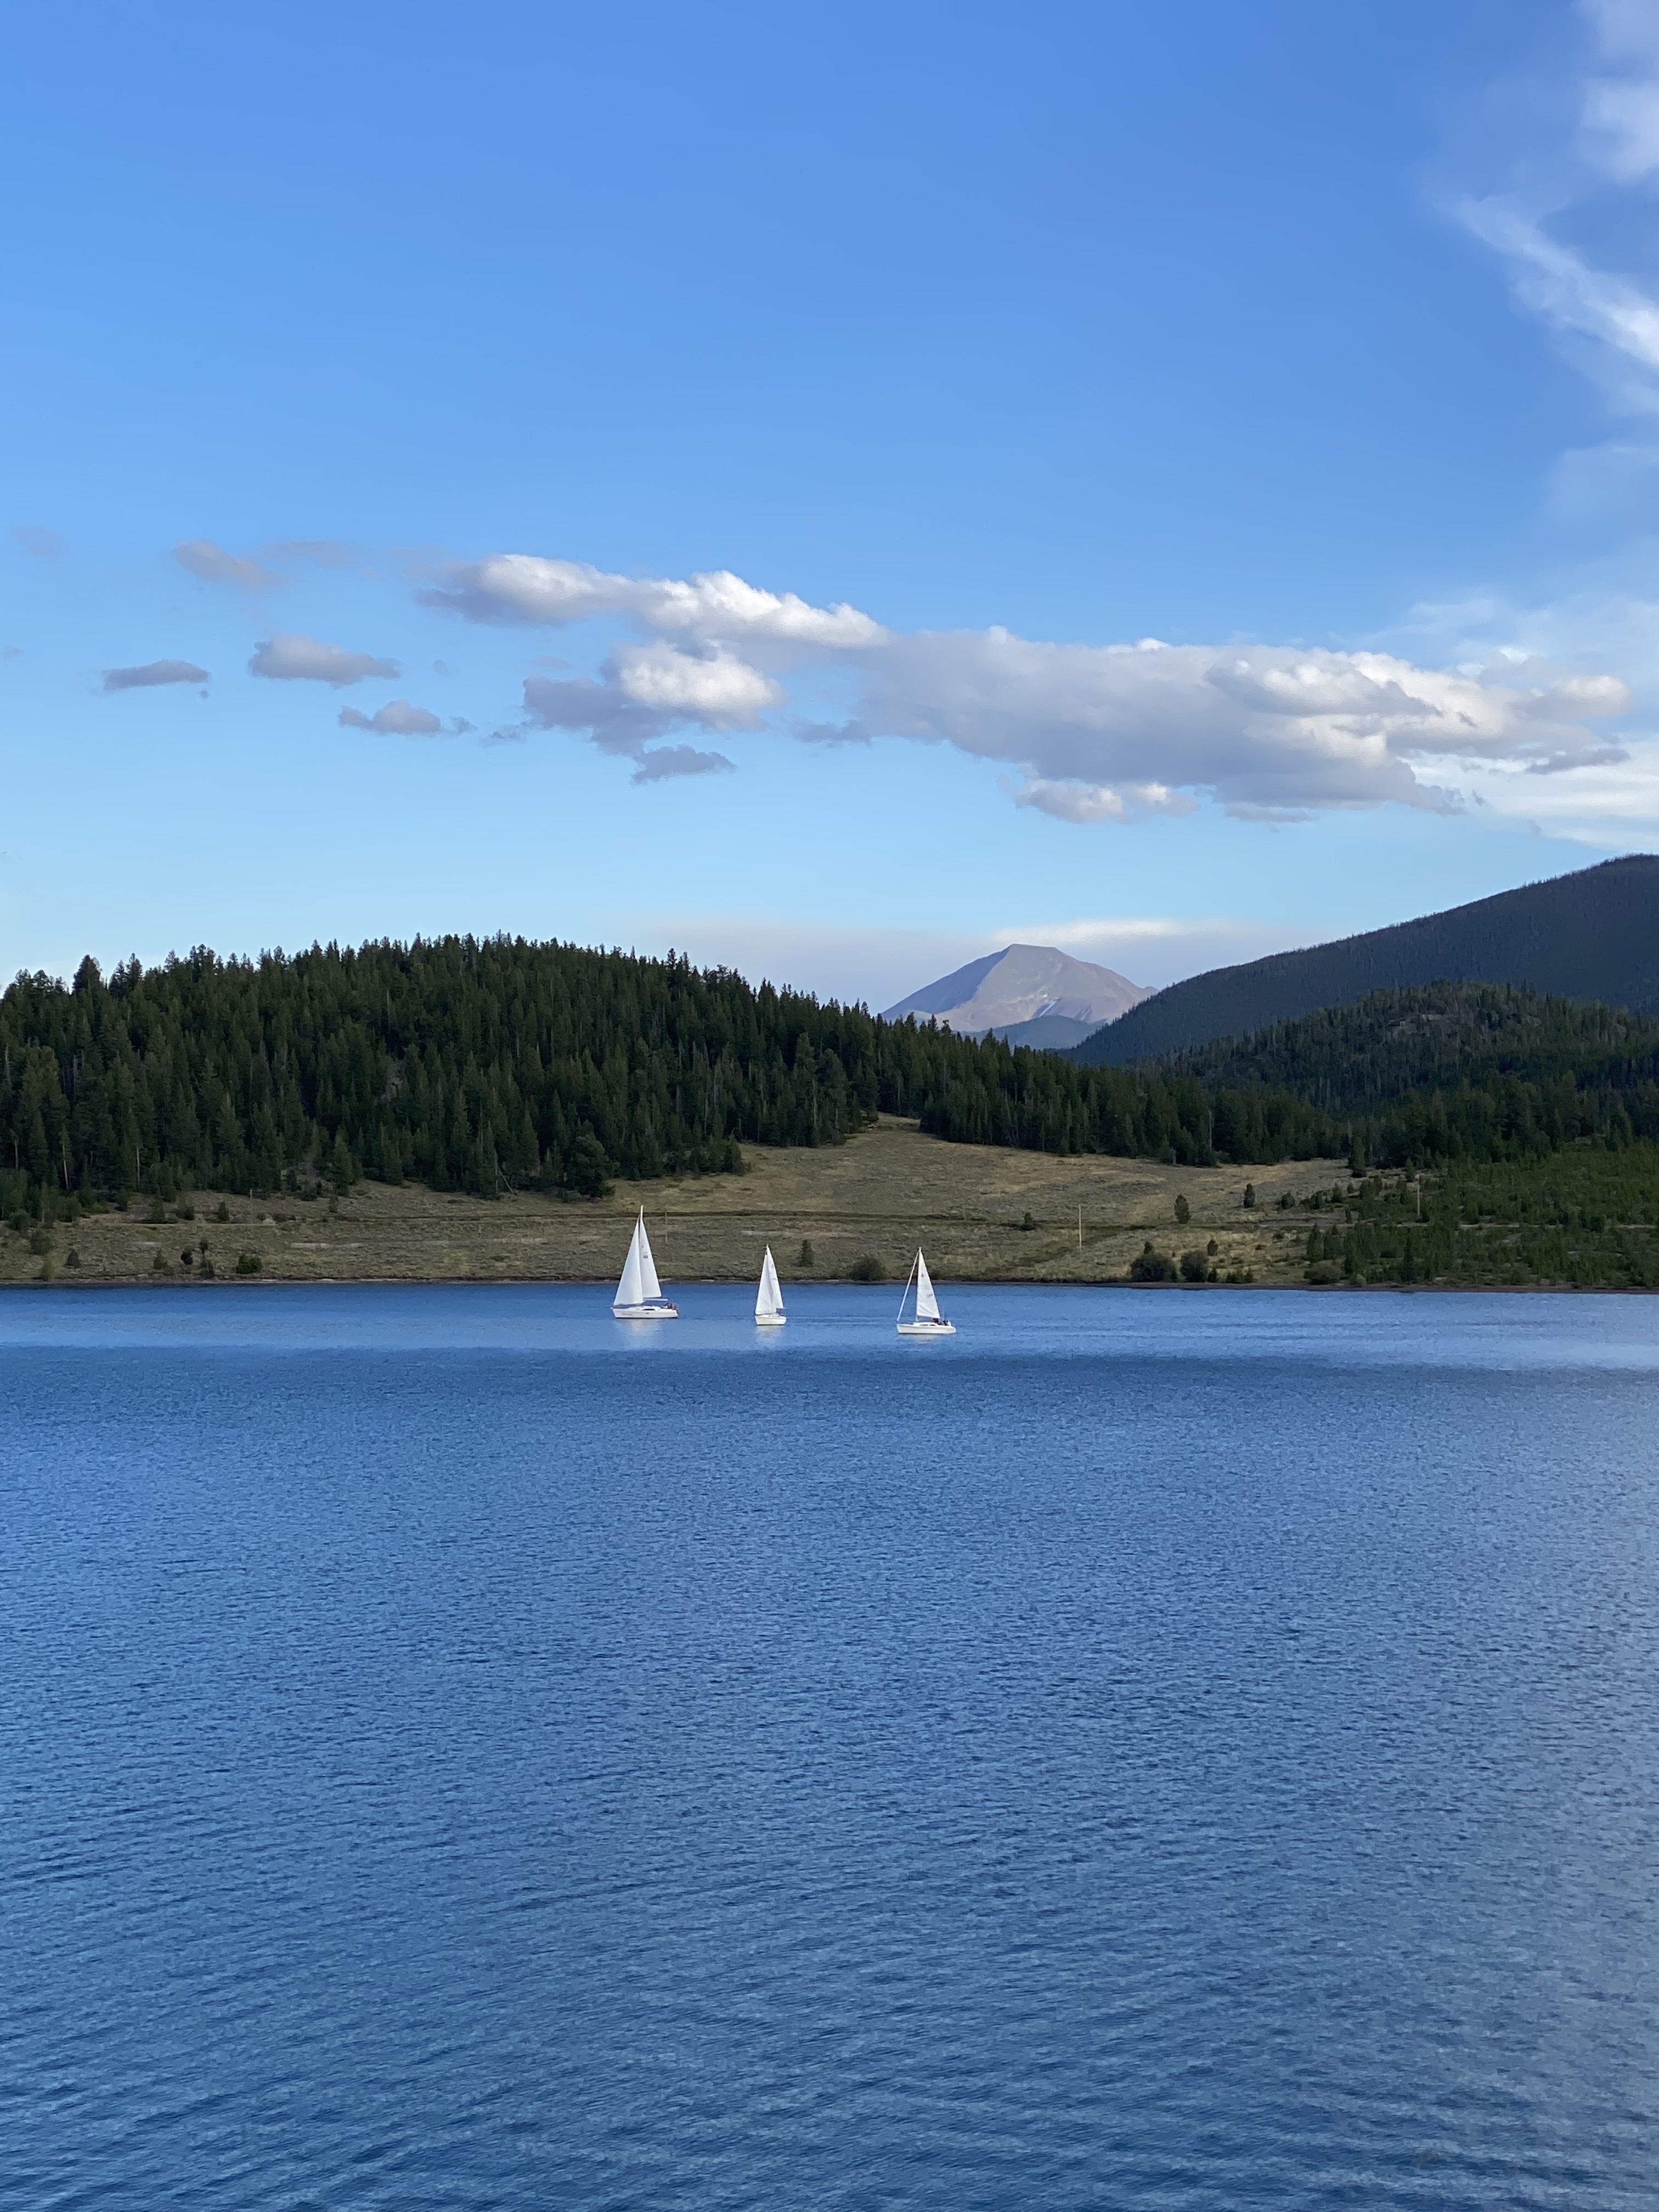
1160,980 -> 1659,1168
910,978 -> 1659,1172
1163,980 -> 1659,1108
0,933 -> 1347,1218
1074,854 -> 1659,1064
6,939 -> 1659,1228
0,938 -> 906,1213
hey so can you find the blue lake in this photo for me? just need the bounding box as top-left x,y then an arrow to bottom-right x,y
4,1284 -> 1658,2210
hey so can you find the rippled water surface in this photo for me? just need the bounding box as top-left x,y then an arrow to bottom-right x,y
4,1284 -> 1658,2210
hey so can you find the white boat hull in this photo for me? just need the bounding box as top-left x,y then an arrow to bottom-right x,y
755,1314 -> 787,1327
898,1319 -> 956,1336
612,1301 -> 679,1320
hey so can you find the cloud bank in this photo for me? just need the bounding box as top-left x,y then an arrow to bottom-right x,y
250,632 -> 399,686
427,549 -> 1634,820
103,659 -> 210,691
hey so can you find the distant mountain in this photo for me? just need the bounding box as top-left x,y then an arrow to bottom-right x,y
883,943 -> 1151,1041
1072,856 -> 1659,1066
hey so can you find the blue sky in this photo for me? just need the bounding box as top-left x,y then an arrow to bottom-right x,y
5,0 -> 1659,1008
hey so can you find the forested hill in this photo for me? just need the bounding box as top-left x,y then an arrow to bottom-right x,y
7,939 -> 1659,1222
1073,855 -> 1659,1065
1165,981 -> 1659,1111
0,938 -> 968,1210
1157,981 -> 1659,1167
4,933 -> 1295,1214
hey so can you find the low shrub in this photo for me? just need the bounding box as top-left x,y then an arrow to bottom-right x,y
847,1253 -> 885,1282
1129,1247 -> 1178,1283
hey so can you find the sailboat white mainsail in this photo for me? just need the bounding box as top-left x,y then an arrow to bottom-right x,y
612,1209 -> 678,1318
897,1246 -> 955,1335
637,1217 -> 663,1303
755,1245 -> 786,1326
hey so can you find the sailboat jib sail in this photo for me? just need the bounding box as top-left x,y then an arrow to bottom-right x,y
755,1245 -> 786,1325
612,1210 -> 679,1318
897,1246 -> 955,1335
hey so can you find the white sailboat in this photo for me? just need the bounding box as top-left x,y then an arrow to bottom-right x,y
612,1209 -> 678,1319
754,1245 -> 786,1327
897,1247 -> 955,1336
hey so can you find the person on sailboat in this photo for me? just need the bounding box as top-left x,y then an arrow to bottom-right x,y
897,1248 -> 955,1335
612,1209 -> 678,1318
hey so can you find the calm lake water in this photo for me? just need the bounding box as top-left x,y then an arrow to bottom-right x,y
4,1284 -> 1658,2210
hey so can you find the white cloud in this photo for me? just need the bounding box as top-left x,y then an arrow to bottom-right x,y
861,627 -> 1624,816
102,658 -> 209,691
1017,778 -> 1194,823
249,631 -> 399,686
611,639 -> 780,718
1457,6 -> 1659,416
438,545 -> 1638,816
1580,0 -> 1659,180
517,640 -> 777,769
1583,74 -> 1659,180
1461,735 -> 1659,843
1459,197 -> 1659,392
421,552 -> 884,648
176,539 -> 283,590
339,699 -> 446,736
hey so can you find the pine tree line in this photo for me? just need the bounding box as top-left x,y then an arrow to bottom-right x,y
0,938 -> 895,1214
7,946 -> 1658,1226
1285,1146 -> 1659,1289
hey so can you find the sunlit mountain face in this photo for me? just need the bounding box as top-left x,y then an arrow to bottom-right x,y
883,944 -> 1153,1049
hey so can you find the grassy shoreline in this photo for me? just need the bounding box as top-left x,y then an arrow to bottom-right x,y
5,1119 -> 1324,1290
10,1117 -> 1656,1291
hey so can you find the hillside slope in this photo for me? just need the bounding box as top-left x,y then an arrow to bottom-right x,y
1074,856 -> 1659,1065
1166,981 -> 1659,1111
